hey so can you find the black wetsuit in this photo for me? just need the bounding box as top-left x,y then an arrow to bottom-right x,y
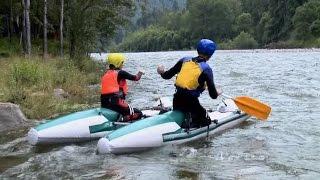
160,56 -> 219,128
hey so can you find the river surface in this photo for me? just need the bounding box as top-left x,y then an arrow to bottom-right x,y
1,49 -> 320,179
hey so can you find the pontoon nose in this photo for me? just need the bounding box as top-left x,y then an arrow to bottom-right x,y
27,128 -> 39,145
97,137 -> 112,154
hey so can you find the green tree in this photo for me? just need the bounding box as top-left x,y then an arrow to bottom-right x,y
66,0 -> 133,58
236,13 -> 253,34
187,0 -> 235,42
0,0 -> 22,40
256,12 -> 272,44
232,31 -> 258,49
240,0 -> 270,24
293,0 -> 320,40
118,25 -> 182,52
267,0 -> 308,42
310,20 -> 320,37
0,0 -> 133,58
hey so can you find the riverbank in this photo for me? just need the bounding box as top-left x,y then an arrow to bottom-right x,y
0,56 -> 103,119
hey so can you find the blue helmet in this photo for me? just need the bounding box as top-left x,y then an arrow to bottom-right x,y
197,39 -> 216,57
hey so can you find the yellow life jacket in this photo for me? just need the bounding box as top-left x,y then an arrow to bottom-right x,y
175,60 -> 202,90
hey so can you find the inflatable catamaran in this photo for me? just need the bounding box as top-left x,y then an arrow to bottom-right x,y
97,95 -> 271,154
27,98 -> 172,145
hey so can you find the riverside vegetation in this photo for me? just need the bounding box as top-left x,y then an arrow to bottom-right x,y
117,0 -> 320,51
0,39 -> 104,119
0,0 -> 132,119
0,54 -> 103,120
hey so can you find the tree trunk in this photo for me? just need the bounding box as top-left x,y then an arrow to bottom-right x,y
60,0 -> 64,58
9,0 -> 14,42
22,0 -> 26,54
7,16 -> 10,38
43,0 -> 48,60
70,34 -> 75,58
25,0 -> 31,56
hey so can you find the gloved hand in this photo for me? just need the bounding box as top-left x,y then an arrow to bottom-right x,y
138,70 -> 145,76
136,71 -> 144,80
216,85 -> 223,96
217,88 -> 223,96
157,65 -> 165,75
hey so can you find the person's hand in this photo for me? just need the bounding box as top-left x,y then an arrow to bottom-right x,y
216,87 -> 223,96
137,71 -> 144,77
138,69 -> 145,75
157,65 -> 165,75
136,71 -> 144,80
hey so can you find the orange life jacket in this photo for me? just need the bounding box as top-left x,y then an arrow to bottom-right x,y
101,70 -> 128,95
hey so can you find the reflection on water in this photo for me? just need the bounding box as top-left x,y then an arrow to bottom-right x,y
1,49 -> 320,179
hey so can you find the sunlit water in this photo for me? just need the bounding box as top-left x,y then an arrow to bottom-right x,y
1,49 -> 320,179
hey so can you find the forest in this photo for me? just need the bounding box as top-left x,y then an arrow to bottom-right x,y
0,0 -> 320,57
119,0 -> 320,51
0,0 -> 133,58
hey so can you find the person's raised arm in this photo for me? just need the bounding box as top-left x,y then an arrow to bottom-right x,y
118,70 -> 143,81
203,68 -> 222,99
157,60 -> 183,79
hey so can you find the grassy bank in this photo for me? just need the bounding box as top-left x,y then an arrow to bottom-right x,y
0,55 -> 104,120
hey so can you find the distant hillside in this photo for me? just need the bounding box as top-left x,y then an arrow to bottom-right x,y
132,0 -> 186,25
110,0 -> 186,45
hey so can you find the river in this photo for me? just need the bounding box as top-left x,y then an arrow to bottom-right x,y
1,49 -> 319,179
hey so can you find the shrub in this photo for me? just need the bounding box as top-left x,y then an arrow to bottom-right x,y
218,40 -> 233,50
9,61 -> 41,87
118,26 -> 182,52
0,38 -> 20,57
1,57 -> 101,119
231,32 -> 258,49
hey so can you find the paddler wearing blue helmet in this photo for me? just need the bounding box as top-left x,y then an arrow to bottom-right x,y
157,39 -> 222,128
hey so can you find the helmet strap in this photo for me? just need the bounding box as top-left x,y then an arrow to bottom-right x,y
198,54 -> 210,60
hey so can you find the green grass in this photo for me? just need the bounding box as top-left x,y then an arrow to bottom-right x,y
0,55 -> 102,119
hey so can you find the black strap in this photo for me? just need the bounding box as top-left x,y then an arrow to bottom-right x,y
185,112 -> 192,134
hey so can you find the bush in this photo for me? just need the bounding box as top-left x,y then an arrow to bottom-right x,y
315,38 -> 320,48
231,32 -> 258,49
218,40 -> 233,50
21,93 -> 60,119
118,26 -> 183,52
0,38 -> 21,57
9,61 -> 41,87
1,56 -> 101,119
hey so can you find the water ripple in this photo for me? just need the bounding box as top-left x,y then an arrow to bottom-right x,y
1,49 -> 320,179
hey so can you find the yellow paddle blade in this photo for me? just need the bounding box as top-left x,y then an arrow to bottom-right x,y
233,96 -> 271,120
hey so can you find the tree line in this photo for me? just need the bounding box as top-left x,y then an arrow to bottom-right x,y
0,0 -> 133,58
1,0 -> 319,55
118,0 -> 320,51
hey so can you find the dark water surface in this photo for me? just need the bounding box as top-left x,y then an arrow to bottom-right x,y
1,49 -> 319,179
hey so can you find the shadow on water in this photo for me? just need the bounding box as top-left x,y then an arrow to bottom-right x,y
238,120 -> 256,129
32,140 -> 99,154
0,156 -> 29,173
177,120 -> 254,150
32,144 -> 65,154
176,169 -> 199,180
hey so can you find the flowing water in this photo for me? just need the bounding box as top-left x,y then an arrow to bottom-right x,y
1,49 -> 320,179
